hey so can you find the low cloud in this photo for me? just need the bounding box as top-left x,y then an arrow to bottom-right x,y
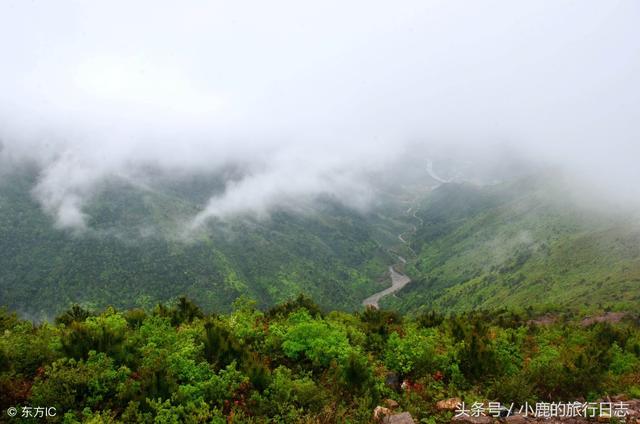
0,0 -> 639,229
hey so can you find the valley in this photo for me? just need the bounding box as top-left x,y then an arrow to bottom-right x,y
1,162 -> 639,320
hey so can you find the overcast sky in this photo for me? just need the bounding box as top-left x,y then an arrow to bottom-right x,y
1,0 -> 639,227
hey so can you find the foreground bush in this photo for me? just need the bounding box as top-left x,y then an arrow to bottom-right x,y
0,301 -> 638,423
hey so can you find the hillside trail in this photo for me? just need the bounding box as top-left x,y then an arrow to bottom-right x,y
363,160 -> 447,309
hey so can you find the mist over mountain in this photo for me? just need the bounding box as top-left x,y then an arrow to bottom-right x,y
2,4 -> 640,421
1,0 -> 640,232
0,1 -> 639,321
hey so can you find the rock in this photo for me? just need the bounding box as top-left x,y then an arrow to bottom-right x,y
383,411 -> 416,424
385,399 -> 400,410
611,394 -> 629,402
437,397 -> 462,411
375,408 -> 416,424
374,406 -> 392,422
504,414 -> 526,423
451,415 -> 492,424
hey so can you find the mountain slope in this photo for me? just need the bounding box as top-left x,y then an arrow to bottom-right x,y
383,175 -> 640,312
0,167 -> 389,319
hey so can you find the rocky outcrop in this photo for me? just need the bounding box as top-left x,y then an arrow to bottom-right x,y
452,415 -> 492,424
385,399 -> 400,410
373,405 -> 416,423
374,406 -> 392,421
438,398 -> 463,411
383,412 -> 416,424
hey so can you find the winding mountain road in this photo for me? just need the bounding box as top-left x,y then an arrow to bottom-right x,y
362,264 -> 411,309
426,159 -> 449,184
363,204 -> 419,308
362,159 -> 447,309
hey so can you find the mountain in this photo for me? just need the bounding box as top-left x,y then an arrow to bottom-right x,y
0,165 -> 391,320
2,162 -> 640,320
383,174 -> 640,312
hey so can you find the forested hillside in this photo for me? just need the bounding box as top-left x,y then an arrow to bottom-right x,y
385,175 -> 640,313
3,164 -> 640,319
0,167 -> 390,320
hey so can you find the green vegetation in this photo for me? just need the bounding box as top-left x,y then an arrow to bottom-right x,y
1,299 -> 639,423
4,166 -> 638,320
386,176 -> 640,313
0,167 -> 389,320
2,167 -> 640,422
